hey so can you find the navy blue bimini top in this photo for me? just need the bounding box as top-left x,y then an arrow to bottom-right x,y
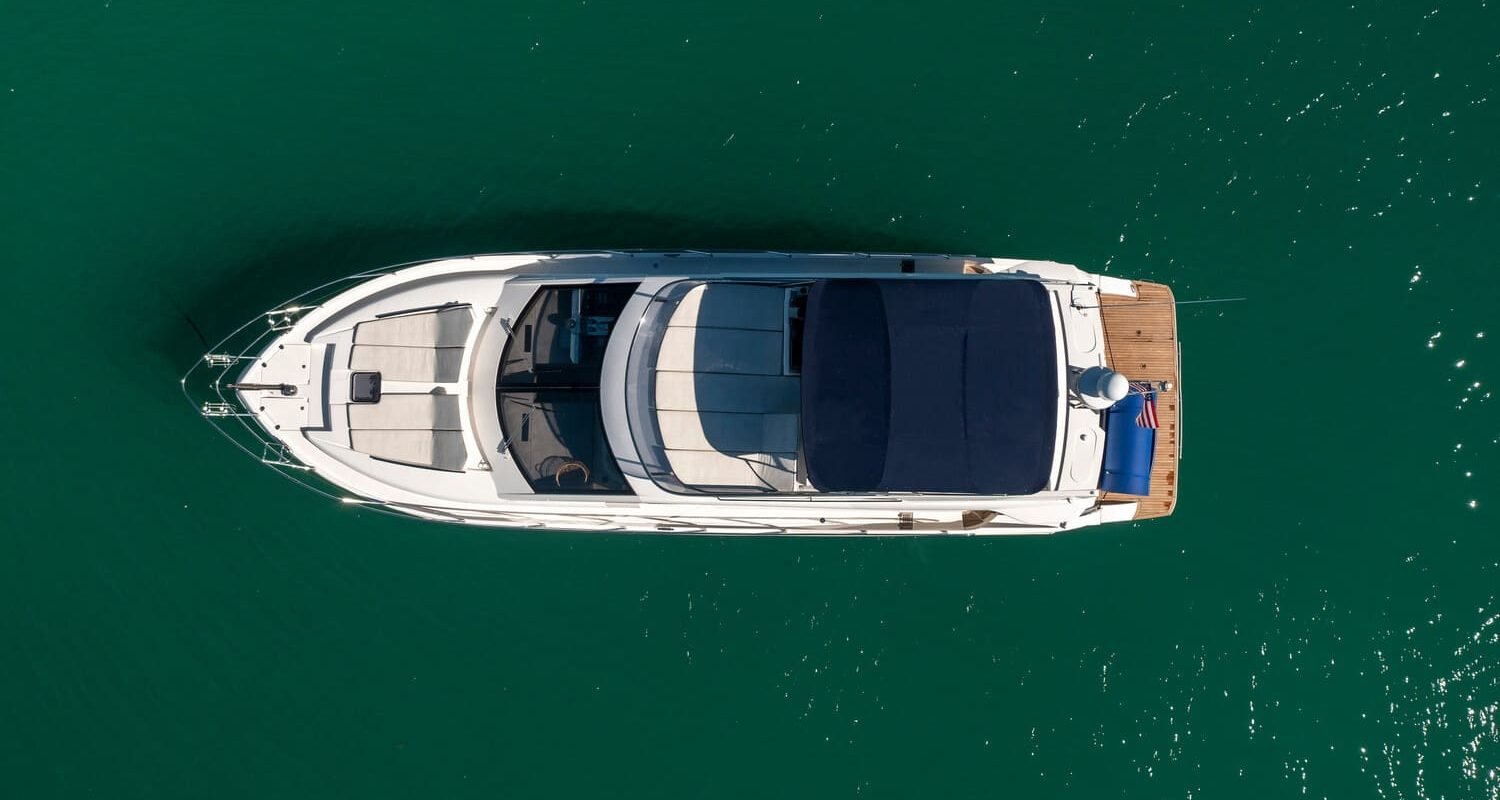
800,278 -> 1058,495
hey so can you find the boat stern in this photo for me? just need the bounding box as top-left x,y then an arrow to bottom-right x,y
1096,281 -> 1181,519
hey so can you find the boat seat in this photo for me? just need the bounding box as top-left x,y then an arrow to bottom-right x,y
653,283 -> 799,491
349,306 -> 472,382
348,393 -> 467,471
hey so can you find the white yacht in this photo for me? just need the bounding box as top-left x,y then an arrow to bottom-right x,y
185,251 -> 1180,534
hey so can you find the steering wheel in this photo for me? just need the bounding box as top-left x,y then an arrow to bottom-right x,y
553,459 -> 591,487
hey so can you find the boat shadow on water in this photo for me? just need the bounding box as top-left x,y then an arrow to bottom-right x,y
149,208 -> 953,368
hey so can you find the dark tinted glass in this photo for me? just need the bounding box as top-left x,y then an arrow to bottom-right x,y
496,283 -> 639,494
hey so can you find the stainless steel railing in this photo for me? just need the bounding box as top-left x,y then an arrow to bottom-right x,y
180,267 -> 395,506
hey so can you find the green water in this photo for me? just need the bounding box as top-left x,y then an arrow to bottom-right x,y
3,1 -> 1497,797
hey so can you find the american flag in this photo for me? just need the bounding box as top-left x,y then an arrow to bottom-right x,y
1132,382 -> 1160,429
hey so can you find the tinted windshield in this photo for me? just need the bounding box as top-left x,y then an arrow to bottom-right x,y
498,283 -> 639,493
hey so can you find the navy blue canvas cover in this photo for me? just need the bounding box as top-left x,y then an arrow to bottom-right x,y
800,278 -> 1058,494
1099,392 -> 1156,496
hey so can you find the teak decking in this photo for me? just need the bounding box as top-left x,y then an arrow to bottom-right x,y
1098,281 -> 1180,520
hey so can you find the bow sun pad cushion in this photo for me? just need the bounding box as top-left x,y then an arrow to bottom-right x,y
1099,392 -> 1156,495
350,306 -> 473,382
800,278 -> 1058,495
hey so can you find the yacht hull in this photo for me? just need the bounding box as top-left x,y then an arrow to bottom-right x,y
183,251 -> 1179,534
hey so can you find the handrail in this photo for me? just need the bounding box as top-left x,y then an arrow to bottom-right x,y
180,267 -> 400,515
